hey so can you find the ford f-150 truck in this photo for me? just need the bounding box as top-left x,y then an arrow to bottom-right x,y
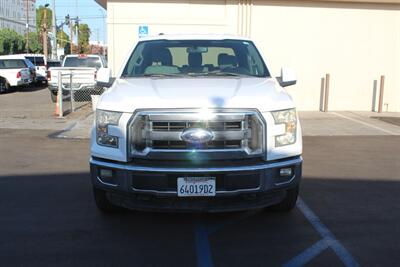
91,34 -> 302,213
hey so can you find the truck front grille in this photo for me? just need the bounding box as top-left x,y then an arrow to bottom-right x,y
129,109 -> 265,160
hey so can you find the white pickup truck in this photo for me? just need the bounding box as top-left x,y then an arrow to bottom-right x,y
0,56 -> 33,93
90,35 -> 302,213
47,54 -> 109,102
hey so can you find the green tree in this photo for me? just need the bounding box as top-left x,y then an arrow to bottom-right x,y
27,32 -> 42,53
78,23 -> 91,53
57,30 -> 70,48
36,6 -> 52,32
0,29 -> 25,55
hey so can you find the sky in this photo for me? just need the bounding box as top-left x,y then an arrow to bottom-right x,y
36,0 -> 106,44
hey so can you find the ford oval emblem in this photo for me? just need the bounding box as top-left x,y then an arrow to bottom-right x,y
180,128 -> 214,144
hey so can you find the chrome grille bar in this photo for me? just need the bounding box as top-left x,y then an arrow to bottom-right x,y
146,129 -> 252,141
129,109 -> 265,160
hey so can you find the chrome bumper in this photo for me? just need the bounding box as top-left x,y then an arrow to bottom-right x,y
89,156 -> 302,173
90,156 -> 302,211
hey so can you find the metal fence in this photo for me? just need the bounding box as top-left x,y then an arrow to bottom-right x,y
55,71 -> 104,118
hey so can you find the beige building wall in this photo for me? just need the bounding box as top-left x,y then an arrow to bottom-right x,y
103,0 -> 400,111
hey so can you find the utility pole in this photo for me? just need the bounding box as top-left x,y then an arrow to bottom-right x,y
51,0 -> 57,59
75,17 -> 79,53
69,17 -> 74,54
42,4 -> 49,59
25,0 -> 29,53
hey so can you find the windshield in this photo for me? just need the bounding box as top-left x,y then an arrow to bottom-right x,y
122,39 -> 270,78
63,56 -> 102,69
47,61 -> 61,68
26,57 -> 45,66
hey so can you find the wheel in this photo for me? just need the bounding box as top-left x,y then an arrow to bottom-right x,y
93,187 -> 123,213
50,91 -> 57,103
0,82 -> 10,94
268,186 -> 299,212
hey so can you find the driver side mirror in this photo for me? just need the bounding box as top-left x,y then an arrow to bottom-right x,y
96,67 -> 113,88
277,67 -> 297,87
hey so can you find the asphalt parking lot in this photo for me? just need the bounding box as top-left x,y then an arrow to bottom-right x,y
1,87 -> 400,266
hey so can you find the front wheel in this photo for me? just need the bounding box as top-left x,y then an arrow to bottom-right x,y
93,187 -> 123,213
267,186 -> 299,212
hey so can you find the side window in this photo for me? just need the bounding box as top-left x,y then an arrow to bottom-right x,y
246,43 -> 264,76
102,56 -> 108,68
125,44 -> 145,76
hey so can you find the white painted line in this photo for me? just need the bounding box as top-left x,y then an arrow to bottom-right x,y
297,198 -> 360,267
332,112 -> 396,135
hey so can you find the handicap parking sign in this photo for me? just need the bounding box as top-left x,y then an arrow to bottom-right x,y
138,25 -> 149,38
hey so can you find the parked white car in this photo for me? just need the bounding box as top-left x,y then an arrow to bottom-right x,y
47,54 -> 109,102
16,54 -> 48,85
0,55 -> 33,93
91,34 -> 302,213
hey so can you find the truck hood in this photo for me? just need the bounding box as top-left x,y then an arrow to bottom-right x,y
97,77 -> 294,113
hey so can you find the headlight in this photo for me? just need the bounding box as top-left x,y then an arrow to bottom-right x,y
272,108 -> 297,147
96,110 -> 122,148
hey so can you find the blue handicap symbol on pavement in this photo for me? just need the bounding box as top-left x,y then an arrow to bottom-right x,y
138,25 -> 149,38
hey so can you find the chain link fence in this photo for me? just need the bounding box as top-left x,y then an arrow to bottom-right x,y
55,71 -> 105,117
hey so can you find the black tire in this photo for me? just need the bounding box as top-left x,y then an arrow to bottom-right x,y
0,82 -> 10,94
268,186 -> 299,212
50,91 -> 57,103
93,187 -> 123,213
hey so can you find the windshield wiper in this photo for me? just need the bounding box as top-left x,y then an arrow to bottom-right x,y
202,71 -> 252,77
142,73 -> 183,77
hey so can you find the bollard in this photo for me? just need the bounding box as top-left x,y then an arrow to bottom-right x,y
323,73 -> 330,112
378,75 -> 385,113
57,71 -> 63,118
70,72 -> 75,112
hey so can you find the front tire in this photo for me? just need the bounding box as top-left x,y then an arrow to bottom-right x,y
268,186 -> 299,212
93,187 -> 123,213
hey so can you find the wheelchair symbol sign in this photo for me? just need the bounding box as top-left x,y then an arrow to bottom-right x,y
138,25 -> 149,38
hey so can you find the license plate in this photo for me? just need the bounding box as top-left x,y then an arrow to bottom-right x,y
177,177 -> 216,197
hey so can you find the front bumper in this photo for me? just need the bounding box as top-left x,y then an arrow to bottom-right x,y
90,156 -> 302,212
48,84 -> 97,92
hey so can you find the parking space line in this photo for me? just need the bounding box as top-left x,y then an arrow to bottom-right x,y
195,199 -> 358,267
195,222 -> 214,267
332,112 -> 396,135
195,211 -> 257,267
296,198 -> 360,267
283,239 -> 329,267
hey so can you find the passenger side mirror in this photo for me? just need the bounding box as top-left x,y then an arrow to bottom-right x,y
96,68 -> 113,88
277,67 -> 297,87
